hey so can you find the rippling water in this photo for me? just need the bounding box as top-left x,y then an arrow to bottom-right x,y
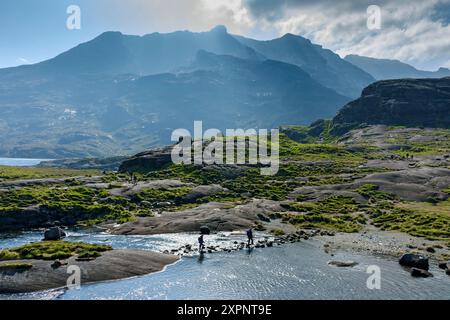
0,230 -> 449,300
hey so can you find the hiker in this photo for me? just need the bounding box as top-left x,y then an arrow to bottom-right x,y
198,234 -> 205,251
246,228 -> 254,246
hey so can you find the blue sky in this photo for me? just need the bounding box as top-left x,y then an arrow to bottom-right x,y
1,0 -> 449,70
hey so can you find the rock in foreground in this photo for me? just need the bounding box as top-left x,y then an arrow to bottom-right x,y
0,250 -> 178,294
399,253 -> 429,270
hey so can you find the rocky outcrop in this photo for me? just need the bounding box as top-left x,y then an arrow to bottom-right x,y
119,146 -> 173,173
438,261 -> 449,270
111,199 -> 286,235
291,167 -> 450,203
399,253 -> 429,270
183,185 -> 229,203
331,78 -> 450,135
0,250 -> 178,294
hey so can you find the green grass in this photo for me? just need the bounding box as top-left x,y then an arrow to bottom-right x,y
270,228 -> 286,236
0,262 -> 33,271
0,241 -> 112,261
0,186 -> 134,227
356,184 -> 397,201
281,196 -> 365,233
0,166 -> 99,181
0,186 -> 109,208
371,204 -> 450,240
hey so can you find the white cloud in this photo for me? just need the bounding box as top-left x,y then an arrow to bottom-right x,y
86,0 -> 449,70
240,0 -> 450,70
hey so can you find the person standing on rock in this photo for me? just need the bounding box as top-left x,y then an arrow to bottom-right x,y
246,228 -> 254,246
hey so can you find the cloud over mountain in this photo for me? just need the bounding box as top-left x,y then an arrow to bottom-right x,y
241,0 -> 450,70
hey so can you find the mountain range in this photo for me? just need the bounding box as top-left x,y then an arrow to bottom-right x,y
0,26 -> 448,158
345,55 -> 450,80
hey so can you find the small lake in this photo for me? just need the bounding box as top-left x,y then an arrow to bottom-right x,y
0,158 -> 50,167
0,230 -> 449,300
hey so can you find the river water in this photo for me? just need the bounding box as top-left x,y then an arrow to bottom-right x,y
0,230 -> 449,300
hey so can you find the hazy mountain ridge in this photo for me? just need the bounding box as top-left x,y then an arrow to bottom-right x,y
235,34 -> 375,98
345,54 -> 450,80
0,26 -> 360,158
0,49 -> 349,158
2,26 -> 448,158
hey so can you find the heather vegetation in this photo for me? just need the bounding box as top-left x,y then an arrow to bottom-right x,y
0,126 -> 449,242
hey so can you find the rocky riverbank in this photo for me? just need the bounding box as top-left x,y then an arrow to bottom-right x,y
317,227 -> 450,259
0,249 -> 178,294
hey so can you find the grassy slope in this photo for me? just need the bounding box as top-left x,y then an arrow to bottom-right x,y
0,127 -> 449,242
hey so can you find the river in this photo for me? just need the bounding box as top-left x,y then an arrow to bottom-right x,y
0,230 -> 448,300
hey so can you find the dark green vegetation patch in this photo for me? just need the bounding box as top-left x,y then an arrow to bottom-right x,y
0,241 -> 112,261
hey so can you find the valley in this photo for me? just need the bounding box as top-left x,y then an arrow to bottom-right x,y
0,25 -> 449,300
1,123 -> 449,295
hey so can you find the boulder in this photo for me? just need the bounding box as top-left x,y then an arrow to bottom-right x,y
410,268 -> 433,278
257,213 -> 271,222
331,78 -> 450,135
51,260 -> 68,269
199,226 -> 211,235
44,227 -> 66,241
399,253 -> 429,270
425,247 -> 435,253
438,261 -> 449,270
119,146 -> 173,173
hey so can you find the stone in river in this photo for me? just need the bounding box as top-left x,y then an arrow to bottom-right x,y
44,227 -> 66,241
328,260 -> 358,267
410,267 -> 433,278
399,253 -> 429,270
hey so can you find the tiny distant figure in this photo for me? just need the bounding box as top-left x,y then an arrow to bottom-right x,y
246,228 -> 254,246
198,234 -> 205,252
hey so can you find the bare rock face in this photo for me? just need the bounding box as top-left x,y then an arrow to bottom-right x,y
291,167 -> 450,203
111,199 -> 286,235
331,78 -> 450,135
183,185 -> 229,203
0,250 -> 178,294
119,146 -> 173,173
